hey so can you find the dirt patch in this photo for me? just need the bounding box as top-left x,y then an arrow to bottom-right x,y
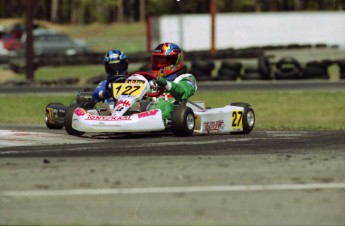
0,69 -> 22,83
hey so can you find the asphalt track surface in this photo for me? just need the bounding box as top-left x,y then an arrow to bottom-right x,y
0,125 -> 344,225
0,80 -> 345,225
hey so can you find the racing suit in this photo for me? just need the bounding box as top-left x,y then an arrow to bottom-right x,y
150,72 -> 197,120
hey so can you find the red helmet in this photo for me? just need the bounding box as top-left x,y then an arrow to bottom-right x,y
151,42 -> 184,77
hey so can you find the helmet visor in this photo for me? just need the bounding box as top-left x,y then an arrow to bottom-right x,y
152,55 -> 178,70
106,61 -> 128,75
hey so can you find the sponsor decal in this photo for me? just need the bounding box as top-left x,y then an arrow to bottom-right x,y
74,108 -> 87,116
126,80 -> 145,86
116,99 -> 130,107
138,109 -> 159,119
115,99 -> 131,111
203,120 -> 224,133
85,115 -> 132,121
47,108 -> 55,124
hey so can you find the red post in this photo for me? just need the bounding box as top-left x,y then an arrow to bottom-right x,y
210,0 -> 216,56
25,0 -> 34,81
145,16 -> 151,52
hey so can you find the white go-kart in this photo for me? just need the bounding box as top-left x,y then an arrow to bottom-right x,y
46,72 -> 255,136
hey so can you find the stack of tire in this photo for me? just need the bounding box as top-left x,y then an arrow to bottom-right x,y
242,55 -> 272,80
189,60 -> 215,81
274,57 -> 302,80
217,61 -> 242,81
301,60 -> 330,79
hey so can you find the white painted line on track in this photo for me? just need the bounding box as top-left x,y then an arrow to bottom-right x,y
0,130 -> 99,148
2,183 -> 345,197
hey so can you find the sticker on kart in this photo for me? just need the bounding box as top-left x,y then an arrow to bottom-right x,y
114,80 -> 145,98
232,110 -> 243,129
85,115 -> 132,121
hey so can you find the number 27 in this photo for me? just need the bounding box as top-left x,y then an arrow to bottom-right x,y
232,111 -> 243,127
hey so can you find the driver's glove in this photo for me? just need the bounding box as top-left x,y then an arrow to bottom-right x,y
104,89 -> 112,98
156,76 -> 167,87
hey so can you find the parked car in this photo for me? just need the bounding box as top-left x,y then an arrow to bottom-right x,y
8,29 -> 89,73
13,29 -> 88,57
0,23 -> 43,61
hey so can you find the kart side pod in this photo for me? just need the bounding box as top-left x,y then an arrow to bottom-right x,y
193,103 -> 255,134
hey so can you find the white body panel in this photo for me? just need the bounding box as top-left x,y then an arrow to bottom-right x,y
72,108 -> 165,133
194,105 -> 244,134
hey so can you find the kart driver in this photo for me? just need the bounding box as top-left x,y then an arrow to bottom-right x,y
150,42 -> 197,120
92,49 -> 129,103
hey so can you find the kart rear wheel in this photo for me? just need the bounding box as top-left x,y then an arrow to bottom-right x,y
45,103 -> 64,129
171,106 -> 195,137
64,105 -> 85,136
230,102 -> 255,134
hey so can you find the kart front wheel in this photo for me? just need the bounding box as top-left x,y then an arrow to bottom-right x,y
171,106 -> 195,137
64,105 -> 85,136
45,103 -> 64,129
230,102 -> 255,134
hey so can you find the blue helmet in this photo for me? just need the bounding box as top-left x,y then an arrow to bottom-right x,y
104,50 -> 128,76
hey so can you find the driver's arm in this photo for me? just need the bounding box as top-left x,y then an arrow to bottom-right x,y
157,75 -> 197,101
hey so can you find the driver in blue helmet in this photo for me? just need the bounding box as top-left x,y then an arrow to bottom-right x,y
92,49 -> 129,103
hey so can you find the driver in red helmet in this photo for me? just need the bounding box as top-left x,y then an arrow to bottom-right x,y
150,42 -> 197,120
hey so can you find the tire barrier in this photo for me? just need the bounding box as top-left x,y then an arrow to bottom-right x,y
189,61 -> 215,81
274,57 -> 302,80
242,68 -> 262,80
217,61 -> 242,81
301,61 -> 330,79
242,55 -> 272,80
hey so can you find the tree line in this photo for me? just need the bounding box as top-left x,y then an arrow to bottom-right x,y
0,0 -> 344,24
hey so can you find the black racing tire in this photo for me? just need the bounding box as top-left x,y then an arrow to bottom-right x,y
242,68 -> 262,80
336,60 -> 345,79
275,69 -> 301,80
171,106 -> 195,137
189,68 -> 213,81
64,105 -> 85,136
45,103 -> 64,129
230,102 -> 255,134
274,57 -> 302,80
276,57 -> 301,70
217,68 -> 238,81
220,61 -> 242,74
258,55 -> 272,80
191,60 -> 215,71
301,61 -> 329,79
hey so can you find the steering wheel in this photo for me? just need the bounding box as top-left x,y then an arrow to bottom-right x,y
106,74 -> 128,87
131,71 -> 165,97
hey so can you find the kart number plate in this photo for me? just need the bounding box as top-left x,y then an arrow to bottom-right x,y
114,80 -> 145,98
232,110 -> 243,129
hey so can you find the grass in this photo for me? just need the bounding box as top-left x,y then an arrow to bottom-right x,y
1,91 -> 344,130
192,91 -> 345,130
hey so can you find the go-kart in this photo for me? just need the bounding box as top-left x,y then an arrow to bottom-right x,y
45,72 -> 255,136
